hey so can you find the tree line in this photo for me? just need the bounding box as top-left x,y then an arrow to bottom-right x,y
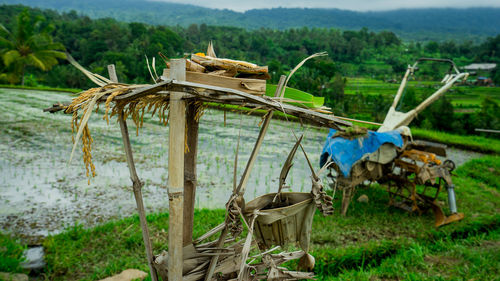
3,0 -> 500,41
1,5 -> 499,135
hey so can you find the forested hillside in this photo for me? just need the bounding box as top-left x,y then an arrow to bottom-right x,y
1,5 -> 499,135
1,0 -> 500,41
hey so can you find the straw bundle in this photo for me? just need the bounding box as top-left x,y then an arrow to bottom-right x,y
65,82 -> 207,181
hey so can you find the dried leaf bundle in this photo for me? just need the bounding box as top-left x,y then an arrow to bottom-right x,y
65,83 -> 208,181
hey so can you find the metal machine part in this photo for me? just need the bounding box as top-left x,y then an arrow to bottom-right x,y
323,58 -> 467,227
378,58 -> 469,133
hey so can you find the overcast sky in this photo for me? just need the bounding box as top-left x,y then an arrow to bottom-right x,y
152,0 -> 500,12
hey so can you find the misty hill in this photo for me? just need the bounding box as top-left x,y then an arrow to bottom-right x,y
1,0 -> 500,40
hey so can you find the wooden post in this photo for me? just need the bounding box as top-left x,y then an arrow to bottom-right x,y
184,103 -> 199,246
108,65 -> 158,281
168,59 -> 186,280
107,64 -> 118,83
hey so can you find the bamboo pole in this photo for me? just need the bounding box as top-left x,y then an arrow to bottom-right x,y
118,114 -> 158,281
168,59 -> 186,280
475,128 -> 500,134
108,65 -> 158,281
184,102 -> 199,245
334,116 -> 382,127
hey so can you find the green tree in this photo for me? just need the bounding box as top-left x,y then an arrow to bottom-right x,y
330,74 -> 346,102
476,97 -> 500,130
0,9 -> 66,85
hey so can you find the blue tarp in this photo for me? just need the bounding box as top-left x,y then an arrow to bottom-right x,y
320,129 -> 403,177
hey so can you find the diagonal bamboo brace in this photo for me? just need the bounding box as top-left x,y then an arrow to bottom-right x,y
118,112 -> 158,281
109,64 -> 158,281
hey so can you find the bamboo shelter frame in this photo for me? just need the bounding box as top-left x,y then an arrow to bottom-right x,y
48,58 -> 351,280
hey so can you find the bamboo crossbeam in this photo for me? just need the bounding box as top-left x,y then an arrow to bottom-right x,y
113,80 -> 171,101
46,77 -> 351,129
166,79 -> 351,128
109,78 -> 351,128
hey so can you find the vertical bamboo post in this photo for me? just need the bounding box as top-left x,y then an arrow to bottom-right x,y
168,59 -> 186,280
107,64 -> 118,83
184,103 -> 199,246
108,64 -> 158,281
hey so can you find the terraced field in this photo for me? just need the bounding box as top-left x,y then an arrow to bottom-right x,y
345,77 -> 500,110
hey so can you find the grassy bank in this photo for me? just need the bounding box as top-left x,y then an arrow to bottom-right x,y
0,233 -> 26,273
40,156 -> 500,280
411,128 -> 500,154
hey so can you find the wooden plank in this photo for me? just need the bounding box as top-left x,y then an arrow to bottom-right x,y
163,69 -> 266,95
167,59 -> 186,281
108,64 -> 158,281
183,101 -> 199,246
191,54 -> 268,75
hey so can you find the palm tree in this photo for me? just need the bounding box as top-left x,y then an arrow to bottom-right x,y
0,9 -> 66,85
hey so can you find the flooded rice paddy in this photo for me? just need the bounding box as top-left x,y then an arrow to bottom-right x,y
0,88 -> 485,244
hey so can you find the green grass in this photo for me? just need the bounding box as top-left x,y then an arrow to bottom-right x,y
411,128 -> 500,154
43,210 -> 225,280
41,156 -> 500,280
455,156 -> 500,189
331,229 -> 500,280
0,233 -> 26,273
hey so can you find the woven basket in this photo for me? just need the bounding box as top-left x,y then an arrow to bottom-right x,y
244,192 -> 316,250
